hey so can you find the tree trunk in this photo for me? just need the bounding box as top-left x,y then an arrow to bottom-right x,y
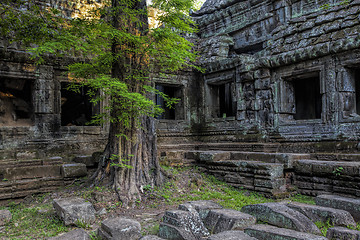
89,0 -> 163,207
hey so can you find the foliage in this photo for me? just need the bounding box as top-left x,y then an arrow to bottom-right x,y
347,222 -> 360,231
315,219 -> 333,236
333,167 -> 344,177
0,0 -> 199,133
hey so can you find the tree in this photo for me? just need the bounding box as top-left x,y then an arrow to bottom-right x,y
0,0 -> 198,206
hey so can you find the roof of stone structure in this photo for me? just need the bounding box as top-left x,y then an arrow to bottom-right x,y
194,0 -> 239,16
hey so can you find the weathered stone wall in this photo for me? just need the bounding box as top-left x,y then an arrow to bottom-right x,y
158,0 -> 360,145
0,0 -> 107,159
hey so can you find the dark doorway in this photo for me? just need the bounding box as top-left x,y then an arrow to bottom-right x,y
61,83 -> 97,126
355,70 -> 360,115
0,78 -> 33,126
155,84 -> 183,120
294,76 -> 322,120
219,82 -> 235,118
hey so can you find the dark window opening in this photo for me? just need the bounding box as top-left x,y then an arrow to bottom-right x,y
0,78 -> 33,126
208,82 -> 236,118
61,83 -> 98,126
355,70 -> 360,115
155,84 -> 183,120
294,76 -> 322,120
234,42 -> 264,55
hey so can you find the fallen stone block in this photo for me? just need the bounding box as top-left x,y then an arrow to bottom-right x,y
177,203 -> 210,237
207,230 -> 257,240
61,163 -> 87,178
53,197 -> 96,226
47,229 -> 91,240
241,202 -> 321,235
287,202 -> 356,227
0,209 -> 11,226
316,194 -> 360,221
245,224 -> 328,240
326,226 -> 360,240
158,223 -> 196,240
139,235 -> 164,240
204,209 -> 256,234
98,217 -> 142,240
160,209 -> 208,239
178,200 -> 223,220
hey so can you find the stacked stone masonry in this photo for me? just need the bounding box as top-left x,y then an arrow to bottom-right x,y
3,0 -> 360,200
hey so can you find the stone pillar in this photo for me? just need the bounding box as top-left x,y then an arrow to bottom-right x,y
33,65 -> 59,137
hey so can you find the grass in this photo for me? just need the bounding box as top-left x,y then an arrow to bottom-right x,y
147,167 -> 272,210
0,202 -> 71,239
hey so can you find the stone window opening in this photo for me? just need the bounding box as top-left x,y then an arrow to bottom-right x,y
208,81 -> 236,118
0,78 -> 34,126
293,75 -> 322,120
155,84 -> 184,120
60,82 -> 98,126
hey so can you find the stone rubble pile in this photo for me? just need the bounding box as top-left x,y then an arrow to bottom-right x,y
48,195 -> 360,239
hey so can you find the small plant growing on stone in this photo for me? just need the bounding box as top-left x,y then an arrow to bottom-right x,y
332,167 -> 344,177
75,219 -> 91,229
315,219 -> 333,236
89,231 -> 101,240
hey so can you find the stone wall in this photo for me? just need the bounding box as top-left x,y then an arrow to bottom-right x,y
0,0 -> 108,159
156,0 -> 360,145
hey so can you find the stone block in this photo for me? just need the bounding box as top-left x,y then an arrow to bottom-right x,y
139,235 -> 164,240
245,224 -> 328,240
198,151 -> 231,162
73,155 -> 96,167
61,163 -> 87,178
160,209 -> 208,239
48,229 -> 91,240
179,200 -> 223,220
326,226 -> 360,240
158,223 -> 195,240
53,197 -> 96,226
207,230 -> 257,240
0,209 -> 11,226
98,217 -> 141,240
177,203 -> 210,237
204,209 -> 256,234
316,194 -> 360,221
286,202 -> 356,227
241,203 -> 321,235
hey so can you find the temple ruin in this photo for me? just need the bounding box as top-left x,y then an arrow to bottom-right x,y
1,0 -> 360,200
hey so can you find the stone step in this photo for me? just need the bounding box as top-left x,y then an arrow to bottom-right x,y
316,194 -> 360,221
311,152 -> 360,162
326,226 -> 360,240
0,156 -> 63,169
0,165 -> 62,181
286,202 -> 356,227
0,176 -> 65,200
241,203 -> 321,235
158,142 -> 280,152
244,224 -> 328,240
295,160 -> 360,176
162,150 -> 309,169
